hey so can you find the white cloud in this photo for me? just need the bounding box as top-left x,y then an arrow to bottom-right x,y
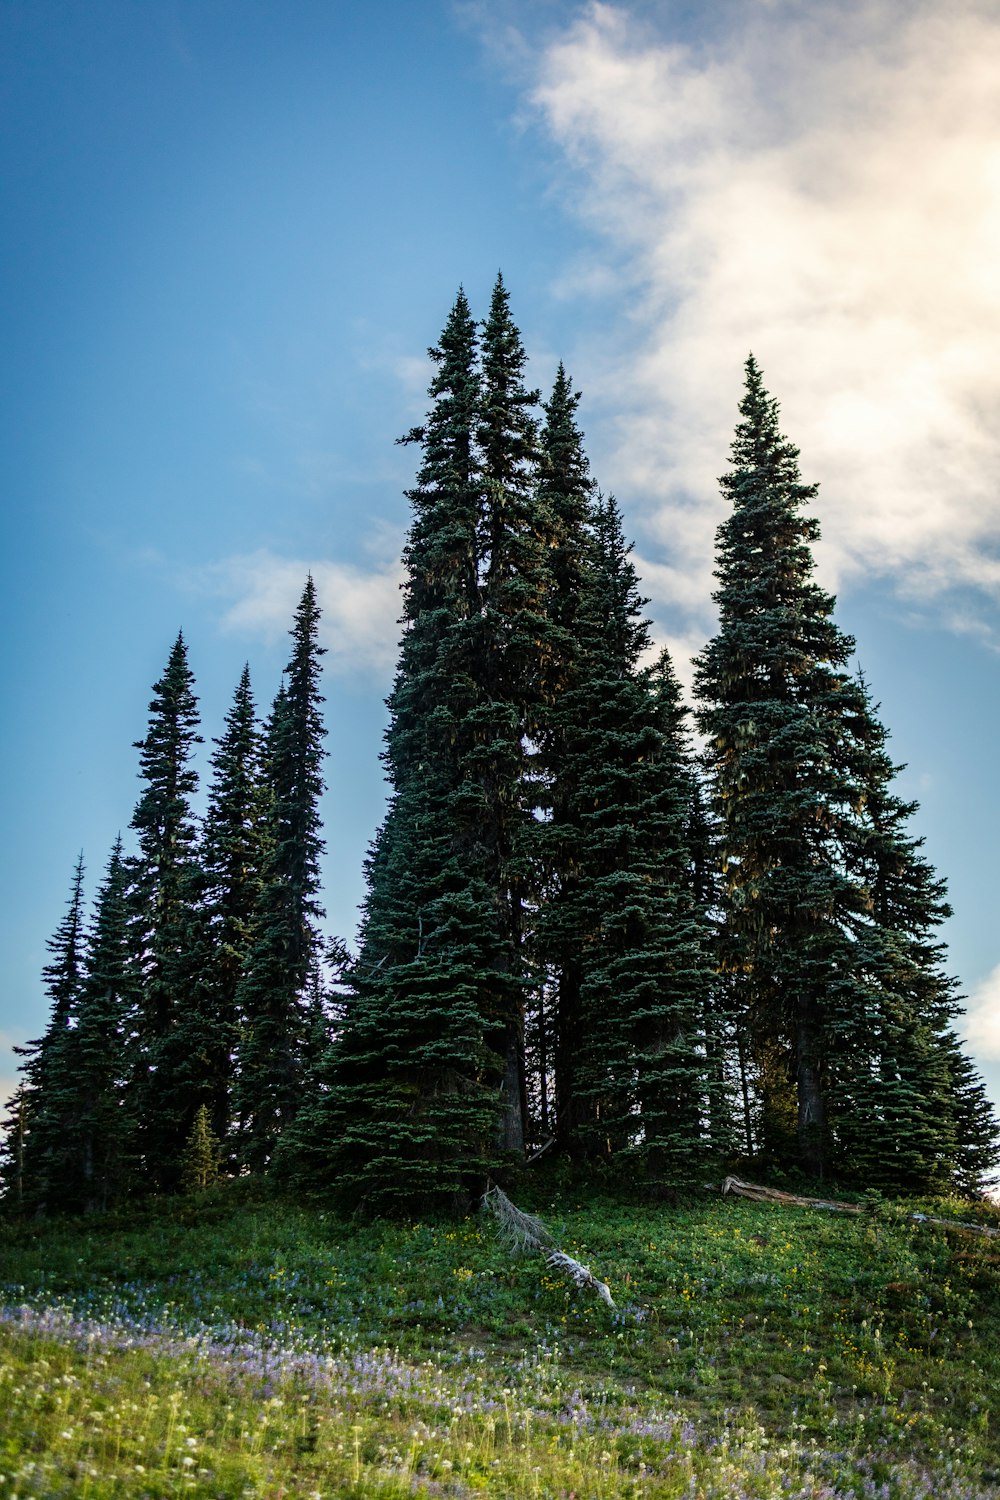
529,0 -> 1000,627
962,964 -> 1000,1061
197,550 -> 405,675
385,353 -> 435,409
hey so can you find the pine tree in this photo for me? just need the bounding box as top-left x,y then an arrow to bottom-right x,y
526,365 -> 595,1146
285,289 -> 509,1211
536,493 -> 714,1178
72,837 -> 136,1212
694,357 -> 866,1179
0,1084 -> 28,1213
14,855 -> 86,1212
472,272 -> 551,1153
296,304 -> 718,1206
686,776 -> 733,1160
4,844 -> 136,1216
179,1103 -> 223,1192
830,674 -> 1000,1191
234,579 -> 328,1171
624,654 -> 718,1181
940,1035 -> 1000,1196
201,665 -> 265,1146
128,633 -> 206,1191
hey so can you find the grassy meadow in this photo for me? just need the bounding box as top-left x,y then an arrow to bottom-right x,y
1,1182 -> 999,1497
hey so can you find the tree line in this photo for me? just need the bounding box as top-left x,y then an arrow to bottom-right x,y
4,276 -> 997,1217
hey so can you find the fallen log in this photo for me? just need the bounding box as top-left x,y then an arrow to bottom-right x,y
722,1176 -> 863,1215
721,1175 -> 1000,1240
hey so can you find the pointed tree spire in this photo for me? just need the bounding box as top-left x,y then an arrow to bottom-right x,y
695,358 -> 877,1178
473,274 -> 548,1154
528,367 -> 597,1148
12,854 -> 87,1212
72,836 -> 136,1211
130,633 -> 202,897
201,664 -> 265,1147
478,272 -> 540,494
234,580 -> 328,1171
285,289 -> 506,1212
127,632 -> 206,1191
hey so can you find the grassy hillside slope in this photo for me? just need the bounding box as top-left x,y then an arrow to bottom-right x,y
1,1184 -> 998,1497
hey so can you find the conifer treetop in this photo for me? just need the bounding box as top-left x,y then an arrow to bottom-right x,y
130,631 -> 202,866
478,272 -> 541,488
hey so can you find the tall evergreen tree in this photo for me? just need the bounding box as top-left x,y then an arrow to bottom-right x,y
527,365 -> 595,1144
621,654 -> 717,1180
201,665 -> 265,1146
692,361 -> 997,1190
128,633 -> 206,1191
287,290 -> 506,1210
0,1085 -> 28,1212
70,837 -> 136,1212
537,493 -> 714,1178
830,674 -> 1000,1190
179,1103 -> 223,1193
472,272 -> 550,1152
694,357 -> 866,1179
294,298 -> 719,1206
686,775 -> 733,1160
939,1034 -> 1000,1196
14,854 -> 86,1212
234,579 -> 327,1170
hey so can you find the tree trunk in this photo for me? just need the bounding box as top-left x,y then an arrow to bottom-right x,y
796,1000 -> 825,1178
554,960 -> 583,1153
736,1030 -> 755,1158
496,1028 -> 525,1154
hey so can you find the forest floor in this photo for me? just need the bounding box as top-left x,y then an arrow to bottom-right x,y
1,1179 -> 999,1497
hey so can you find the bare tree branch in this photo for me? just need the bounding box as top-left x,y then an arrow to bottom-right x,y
481,1185 -> 615,1306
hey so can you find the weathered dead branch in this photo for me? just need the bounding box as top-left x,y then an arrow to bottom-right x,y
481,1184 -> 555,1255
481,1185 -> 615,1306
545,1249 -> 616,1307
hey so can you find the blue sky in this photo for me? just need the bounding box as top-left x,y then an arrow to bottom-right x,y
4,0 -> 1000,1116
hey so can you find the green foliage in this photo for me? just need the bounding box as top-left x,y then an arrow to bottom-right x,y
288,289 -> 508,1212
540,497 -> 716,1177
127,633 -> 209,1192
695,357 -> 864,1177
7,842 -> 138,1216
472,273 -> 550,1154
235,579 -> 330,1171
296,288 -> 723,1212
201,664 -> 266,1147
11,853 -> 87,1213
528,369 -> 598,1151
831,671 -> 1000,1191
66,838 -> 137,1212
694,356 -> 997,1189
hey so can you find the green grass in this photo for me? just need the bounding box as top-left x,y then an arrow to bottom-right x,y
1,1182 -> 999,1496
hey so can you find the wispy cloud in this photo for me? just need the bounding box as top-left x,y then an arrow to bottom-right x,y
963,964 -> 1000,1061
526,0 -> 1000,629
194,550 -> 405,675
